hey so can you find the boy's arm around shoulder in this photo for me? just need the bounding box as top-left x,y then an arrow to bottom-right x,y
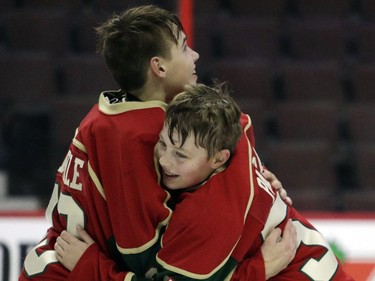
57,227 -> 151,281
230,219 -> 297,280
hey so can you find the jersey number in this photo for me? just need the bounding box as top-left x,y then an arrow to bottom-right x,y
24,183 -> 85,276
261,195 -> 338,280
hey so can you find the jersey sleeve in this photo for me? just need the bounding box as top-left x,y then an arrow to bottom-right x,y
19,100 -> 171,280
67,244 -> 129,281
86,101 -> 172,275
229,249 -> 265,281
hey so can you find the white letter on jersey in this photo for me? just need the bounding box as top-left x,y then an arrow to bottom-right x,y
62,150 -> 73,186
255,169 -> 276,202
70,157 -> 84,191
57,150 -> 84,191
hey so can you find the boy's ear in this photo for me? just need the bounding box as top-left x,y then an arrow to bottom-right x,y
150,57 -> 166,78
212,149 -> 230,169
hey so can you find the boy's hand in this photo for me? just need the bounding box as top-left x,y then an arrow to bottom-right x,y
262,219 -> 298,279
262,170 -> 293,205
54,225 -> 94,271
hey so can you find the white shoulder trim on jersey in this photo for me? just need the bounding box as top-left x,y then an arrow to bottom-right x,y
98,93 -> 167,115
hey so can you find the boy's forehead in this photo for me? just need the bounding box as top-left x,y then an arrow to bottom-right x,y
178,31 -> 187,41
171,25 -> 186,44
162,123 -> 184,144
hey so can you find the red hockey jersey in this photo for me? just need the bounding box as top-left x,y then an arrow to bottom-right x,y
156,114 -> 354,281
19,92 -> 172,281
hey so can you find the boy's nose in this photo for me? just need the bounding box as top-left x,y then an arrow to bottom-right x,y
189,46 -> 199,62
193,49 -> 199,62
158,154 -> 169,168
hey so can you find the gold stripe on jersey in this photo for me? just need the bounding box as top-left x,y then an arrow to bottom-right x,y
243,114 -> 255,222
88,161 -> 105,200
156,253 -> 234,280
124,272 -> 134,281
72,133 -> 86,153
224,268 -> 235,281
72,136 -> 106,200
116,189 -> 172,255
116,213 -> 170,255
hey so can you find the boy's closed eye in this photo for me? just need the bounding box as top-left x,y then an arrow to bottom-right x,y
175,150 -> 187,159
158,139 -> 166,148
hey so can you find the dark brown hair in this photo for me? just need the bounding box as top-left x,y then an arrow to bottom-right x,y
165,82 -> 242,159
96,5 -> 184,92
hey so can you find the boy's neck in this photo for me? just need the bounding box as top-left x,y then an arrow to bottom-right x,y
133,78 -> 170,102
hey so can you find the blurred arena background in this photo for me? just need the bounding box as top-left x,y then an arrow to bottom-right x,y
0,0 -> 374,280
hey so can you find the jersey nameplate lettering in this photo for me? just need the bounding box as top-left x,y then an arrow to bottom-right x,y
57,150 -> 85,191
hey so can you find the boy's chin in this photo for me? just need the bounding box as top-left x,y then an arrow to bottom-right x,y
163,181 -> 182,191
